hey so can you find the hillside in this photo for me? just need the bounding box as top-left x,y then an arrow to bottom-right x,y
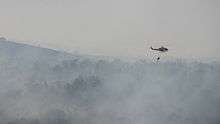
0,38 -> 220,124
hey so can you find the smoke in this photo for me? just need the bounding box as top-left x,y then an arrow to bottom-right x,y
0,39 -> 220,124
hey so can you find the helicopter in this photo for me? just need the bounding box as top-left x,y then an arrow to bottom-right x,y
150,46 -> 168,52
148,46 -> 169,61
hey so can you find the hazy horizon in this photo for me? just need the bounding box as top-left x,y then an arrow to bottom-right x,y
1,1 -> 220,123
0,0 -> 220,59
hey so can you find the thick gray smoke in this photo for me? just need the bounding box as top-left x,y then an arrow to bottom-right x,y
0,38 -> 220,124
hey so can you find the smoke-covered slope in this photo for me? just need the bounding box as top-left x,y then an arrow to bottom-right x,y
0,38 -> 220,124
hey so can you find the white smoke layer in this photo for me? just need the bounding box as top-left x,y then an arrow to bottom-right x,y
0,38 -> 220,124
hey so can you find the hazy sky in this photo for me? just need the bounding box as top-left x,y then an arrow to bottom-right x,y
0,0 -> 219,59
